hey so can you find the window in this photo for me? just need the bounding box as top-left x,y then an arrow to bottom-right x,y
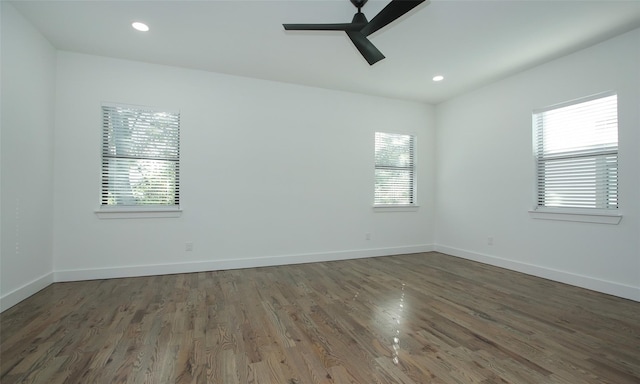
533,92 -> 618,211
374,132 -> 415,206
101,103 -> 180,209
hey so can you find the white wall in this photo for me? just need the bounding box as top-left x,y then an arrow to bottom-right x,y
52,52 -> 436,280
0,3 -> 56,311
435,28 -> 640,301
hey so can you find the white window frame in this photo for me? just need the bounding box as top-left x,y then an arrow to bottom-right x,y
96,103 -> 181,219
374,132 -> 418,211
529,92 -> 621,224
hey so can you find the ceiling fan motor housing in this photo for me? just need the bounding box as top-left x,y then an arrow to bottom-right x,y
352,12 -> 368,26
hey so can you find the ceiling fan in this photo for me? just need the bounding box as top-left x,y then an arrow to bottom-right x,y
283,0 -> 427,65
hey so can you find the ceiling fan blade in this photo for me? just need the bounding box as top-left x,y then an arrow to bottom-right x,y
345,30 -> 385,65
360,0 -> 426,36
283,23 -> 353,31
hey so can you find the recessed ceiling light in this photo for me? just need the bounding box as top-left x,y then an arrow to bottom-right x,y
132,22 -> 149,32
432,75 -> 444,82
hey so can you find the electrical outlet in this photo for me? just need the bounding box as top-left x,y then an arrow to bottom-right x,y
185,242 -> 194,251
365,233 -> 371,240
487,237 -> 494,246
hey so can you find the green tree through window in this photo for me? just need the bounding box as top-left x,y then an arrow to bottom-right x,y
101,104 -> 180,207
375,132 -> 415,206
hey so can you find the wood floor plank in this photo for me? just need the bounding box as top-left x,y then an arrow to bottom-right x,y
1,252 -> 639,383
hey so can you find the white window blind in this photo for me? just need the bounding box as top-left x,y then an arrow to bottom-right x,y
533,93 -> 618,210
101,104 -> 180,207
375,132 -> 415,206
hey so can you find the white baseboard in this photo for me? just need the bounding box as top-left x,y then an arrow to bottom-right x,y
435,245 -> 640,302
6,243 -> 636,313
54,244 -> 435,282
0,272 -> 54,312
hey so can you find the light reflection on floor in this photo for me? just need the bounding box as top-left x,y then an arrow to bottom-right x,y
352,281 -> 407,365
392,283 -> 406,365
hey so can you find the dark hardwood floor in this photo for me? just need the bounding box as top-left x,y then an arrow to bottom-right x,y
1,252 -> 639,383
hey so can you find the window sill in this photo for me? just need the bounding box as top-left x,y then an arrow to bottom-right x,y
95,207 -> 182,219
528,209 -> 622,225
373,205 -> 419,213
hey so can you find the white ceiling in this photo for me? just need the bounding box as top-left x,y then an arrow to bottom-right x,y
8,0 -> 640,104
